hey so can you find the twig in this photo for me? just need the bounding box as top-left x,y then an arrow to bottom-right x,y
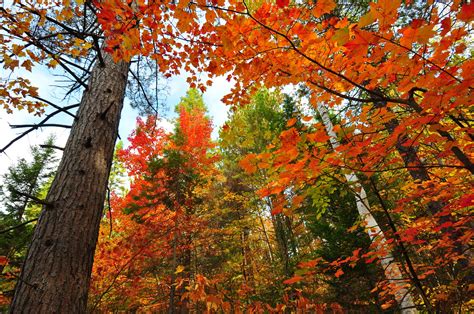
0,218 -> 39,234
30,96 -> 78,119
10,123 -> 72,129
13,190 -> 52,206
40,144 -> 64,151
107,186 -> 113,237
1,103 -> 78,153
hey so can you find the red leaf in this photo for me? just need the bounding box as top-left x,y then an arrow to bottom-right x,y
276,0 -> 289,8
335,268 -> 344,278
0,256 -> 8,266
458,3 -> 474,22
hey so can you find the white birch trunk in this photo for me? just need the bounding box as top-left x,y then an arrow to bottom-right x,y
316,103 -> 417,313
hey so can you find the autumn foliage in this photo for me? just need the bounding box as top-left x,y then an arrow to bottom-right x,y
1,0 -> 473,312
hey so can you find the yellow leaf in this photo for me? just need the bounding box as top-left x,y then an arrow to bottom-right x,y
333,27 -> 349,45
22,60 -> 33,72
358,11 -> 374,28
175,265 -> 185,274
48,59 -> 59,68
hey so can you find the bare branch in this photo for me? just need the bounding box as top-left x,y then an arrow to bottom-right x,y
12,190 -> 52,206
40,144 -> 64,151
1,103 -> 78,153
0,218 -> 39,235
10,123 -> 72,129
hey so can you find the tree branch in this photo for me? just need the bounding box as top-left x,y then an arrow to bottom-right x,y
0,218 -> 39,234
1,103 -> 78,153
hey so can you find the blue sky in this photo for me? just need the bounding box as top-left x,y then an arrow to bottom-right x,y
0,65 -> 231,175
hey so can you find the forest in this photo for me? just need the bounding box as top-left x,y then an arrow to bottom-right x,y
0,0 -> 473,312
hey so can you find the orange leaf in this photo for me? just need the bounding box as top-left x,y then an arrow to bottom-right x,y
283,275 -> 303,284
381,302 -> 394,310
312,0 -> 336,18
239,154 -> 257,173
286,118 -> 297,127
335,268 -> 344,278
358,11 -> 374,28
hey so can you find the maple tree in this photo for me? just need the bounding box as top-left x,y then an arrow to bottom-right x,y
90,90 -> 221,311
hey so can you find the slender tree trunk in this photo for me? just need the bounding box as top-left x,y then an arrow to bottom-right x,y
169,227 -> 178,314
317,103 -> 417,313
240,227 -> 254,285
272,214 -> 291,277
10,53 -> 129,313
258,216 -> 274,263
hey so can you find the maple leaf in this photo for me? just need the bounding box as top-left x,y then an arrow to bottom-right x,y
286,117 -> 297,127
21,60 -> 33,72
458,2 -> 474,22
312,0 -> 336,18
276,0 -> 289,9
358,11 -> 374,28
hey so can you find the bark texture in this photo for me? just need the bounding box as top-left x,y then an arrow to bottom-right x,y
10,53 -> 129,313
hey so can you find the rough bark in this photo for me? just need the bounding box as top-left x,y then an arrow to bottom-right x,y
10,53 -> 129,313
317,103 -> 417,313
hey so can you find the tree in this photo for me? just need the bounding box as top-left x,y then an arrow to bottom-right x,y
1,1 -> 131,310
1,0 -> 472,310
0,137 -> 57,309
316,102 -> 416,311
90,90 -> 219,312
1,0 -> 218,310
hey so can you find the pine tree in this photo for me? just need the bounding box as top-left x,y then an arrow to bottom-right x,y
0,137 -> 57,308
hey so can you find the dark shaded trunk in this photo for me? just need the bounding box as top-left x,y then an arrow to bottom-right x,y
405,98 -> 474,174
384,118 -> 431,182
169,229 -> 178,314
376,101 -> 445,216
240,227 -> 253,284
10,53 -> 129,313
273,214 -> 291,277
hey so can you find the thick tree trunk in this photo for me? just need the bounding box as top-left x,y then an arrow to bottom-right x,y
10,53 -> 129,313
317,103 -> 417,313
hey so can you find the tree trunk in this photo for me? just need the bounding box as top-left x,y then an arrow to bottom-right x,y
169,228 -> 178,314
258,216 -> 274,263
317,103 -> 417,313
10,53 -> 129,313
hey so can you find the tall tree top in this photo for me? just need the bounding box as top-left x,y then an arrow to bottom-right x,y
175,89 -> 207,114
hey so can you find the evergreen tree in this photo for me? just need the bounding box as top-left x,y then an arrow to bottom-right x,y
0,137 -> 57,308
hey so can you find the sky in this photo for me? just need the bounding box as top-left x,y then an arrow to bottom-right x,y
0,65 -> 232,176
